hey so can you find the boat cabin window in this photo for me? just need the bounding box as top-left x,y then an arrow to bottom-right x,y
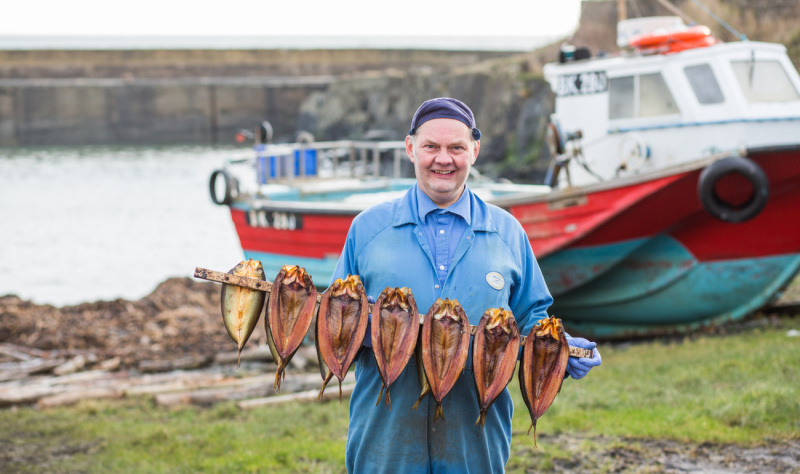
731,59 -> 800,103
684,64 -> 725,104
609,73 -> 679,120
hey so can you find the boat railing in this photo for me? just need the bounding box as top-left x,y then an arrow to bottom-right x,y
231,139 -> 410,185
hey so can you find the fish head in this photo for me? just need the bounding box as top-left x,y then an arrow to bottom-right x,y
232,259 -> 265,279
534,316 -> 563,340
330,274 -> 364,301
432,298 -> 462,322
381,287 -> 411,311
280,264 -> 313,289
485,308 -> 517,335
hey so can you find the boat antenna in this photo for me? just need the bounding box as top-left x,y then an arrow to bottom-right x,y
689,0 -> 747,41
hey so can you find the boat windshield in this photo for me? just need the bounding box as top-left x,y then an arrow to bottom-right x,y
609,72 -> 680,119
731,59 -> 800,103
684,64 -> 725,105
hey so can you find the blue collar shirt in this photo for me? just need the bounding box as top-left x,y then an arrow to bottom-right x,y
331,183 -> 553,473
415,185 -> 470,286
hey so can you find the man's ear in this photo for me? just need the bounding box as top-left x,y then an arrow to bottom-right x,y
405,136 -> 416,163
471,140 -> 480,165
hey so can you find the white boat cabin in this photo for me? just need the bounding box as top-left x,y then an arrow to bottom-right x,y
543,16 -> 800,188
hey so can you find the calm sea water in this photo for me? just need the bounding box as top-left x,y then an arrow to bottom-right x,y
0,146 -> 249,307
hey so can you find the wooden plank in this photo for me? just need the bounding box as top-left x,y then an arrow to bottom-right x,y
138,355 -> 213,373
0,358 -> 67,381
0,344 -> 34,361
214,345 -> 274,365
238,383 -> 356,410
0,385 -> 65,406
36,388 -> 123,409
124,372 -> 230,396
153,373 -> 322,407
194,268 -> 274,293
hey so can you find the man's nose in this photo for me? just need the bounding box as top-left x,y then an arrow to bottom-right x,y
433,149 -> 454,164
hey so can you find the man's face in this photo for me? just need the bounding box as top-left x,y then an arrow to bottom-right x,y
405,118 -> 480,208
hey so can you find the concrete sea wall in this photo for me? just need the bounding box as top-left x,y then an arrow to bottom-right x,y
0,49 -> 517,147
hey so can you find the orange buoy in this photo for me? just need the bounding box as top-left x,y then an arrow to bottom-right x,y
629,25 -> 717,53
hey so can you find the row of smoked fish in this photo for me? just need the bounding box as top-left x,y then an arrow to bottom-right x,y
221,259 -> 570,439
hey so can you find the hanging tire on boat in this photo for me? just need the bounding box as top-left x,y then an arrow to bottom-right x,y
209,169 -> 238,205
697,156 -> 769,223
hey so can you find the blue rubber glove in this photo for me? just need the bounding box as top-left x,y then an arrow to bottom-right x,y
363,295 -> 375,348
566,337 -> 601,379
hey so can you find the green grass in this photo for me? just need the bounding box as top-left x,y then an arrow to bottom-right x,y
2,316 -> 799,473
518,320 -> 800,444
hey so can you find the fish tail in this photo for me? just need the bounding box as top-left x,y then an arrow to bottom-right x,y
476,410 -> 487,429
338,380 -> 343,403
274,362 -> 284,391
434,401 -> 444,423
385,388 -> 391,409
411,389 -> 427,412
317,371 -> 333,401
375,384 -> 385,407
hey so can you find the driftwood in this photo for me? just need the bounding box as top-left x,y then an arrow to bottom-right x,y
0,341 -> 332,409
214,345 -> 275,365
0,343 -> 34,361
37,388 -> 124,409
153,373 -> 322,407
238,384 -> 356,410
138,355 -> 213,373
0,358 -> 68,382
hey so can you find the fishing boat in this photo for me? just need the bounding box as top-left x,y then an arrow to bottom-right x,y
209,16 -> 800,339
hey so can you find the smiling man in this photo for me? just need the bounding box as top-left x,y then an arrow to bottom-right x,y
330,97 -> 601,473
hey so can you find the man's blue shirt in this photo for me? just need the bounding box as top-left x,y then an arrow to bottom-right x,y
331,184 -> 553,473
415,185 -> 470,285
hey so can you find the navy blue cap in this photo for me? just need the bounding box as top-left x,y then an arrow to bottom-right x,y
408,97 -> 481,140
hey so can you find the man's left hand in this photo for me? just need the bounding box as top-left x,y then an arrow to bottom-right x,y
566,337 -> 601,379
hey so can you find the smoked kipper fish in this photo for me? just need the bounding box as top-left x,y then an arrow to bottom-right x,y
472,308 -> 521,429
410,324 -> 431,412
220,259 -> 267,368
316,274 -> 369,401
421,298 -> 470,422
371,287 -> 419,408
266,265 -> 317,391
518,316 -> 570,446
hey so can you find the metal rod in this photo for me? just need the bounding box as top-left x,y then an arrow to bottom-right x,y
349,146 -> 356,177
393,148 -> 402,178
373,144 -> 380,177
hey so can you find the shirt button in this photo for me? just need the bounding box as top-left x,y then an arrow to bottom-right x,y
439,265 -> 445,270
467,236 -> 471,240
439,230 -> 445,234
435,285 -> 440,289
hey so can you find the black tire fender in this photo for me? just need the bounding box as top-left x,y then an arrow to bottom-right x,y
209,169 -> 238,205
697,156 -> 769,223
